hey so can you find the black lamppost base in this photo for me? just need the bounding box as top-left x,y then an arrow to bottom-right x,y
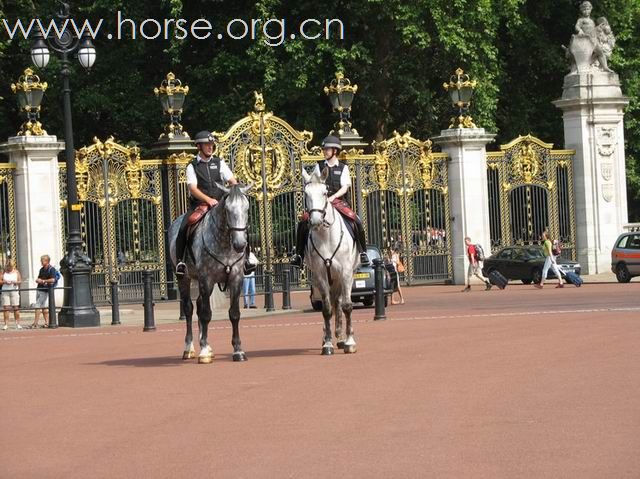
58,247 -> 101,328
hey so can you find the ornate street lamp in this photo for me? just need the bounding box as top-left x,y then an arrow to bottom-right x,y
11,68 -> 48,136
29,2 -> 99,327
443,68 -> 477,129
154,72 -> 190,140
324,72 -> 358,135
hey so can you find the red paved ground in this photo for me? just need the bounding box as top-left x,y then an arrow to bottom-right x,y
2,283 -> 639,478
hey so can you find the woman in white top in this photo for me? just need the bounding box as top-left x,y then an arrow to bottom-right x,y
1,259 -> 22,330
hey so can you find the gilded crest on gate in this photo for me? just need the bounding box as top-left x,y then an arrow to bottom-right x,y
75,153 -> 90,201
125,147 -> 143,199
418,140 -> 435,189
511,143 -> 541,184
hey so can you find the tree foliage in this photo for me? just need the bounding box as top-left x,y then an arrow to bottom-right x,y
0,0 -> 638,219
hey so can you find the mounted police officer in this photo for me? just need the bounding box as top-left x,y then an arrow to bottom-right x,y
290,135 -> 370,268
175,130 -> 239,276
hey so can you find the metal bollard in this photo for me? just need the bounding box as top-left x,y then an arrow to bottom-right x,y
47,287 -> 58,329
282,267 -> 291,310
142,271 -> 156,331
110,280 -> 121,325
373,258 -> 387,321
264,270 -> 275,312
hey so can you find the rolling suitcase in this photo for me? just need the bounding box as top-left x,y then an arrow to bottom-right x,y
488,270 -> 508,289
563,271 -> 583,287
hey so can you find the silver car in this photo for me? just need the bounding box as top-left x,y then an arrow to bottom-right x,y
611,232 -> 640,283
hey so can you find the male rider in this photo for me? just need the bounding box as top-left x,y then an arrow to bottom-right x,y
174,130 -> 241,276
290,135 -> 370,268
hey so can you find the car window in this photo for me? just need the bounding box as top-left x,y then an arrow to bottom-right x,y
512,249 -> 525,260
616,235 -> 630,248
499,249 -> 512,259
630,235 -> 640,250
367,247 -> 381,260
525,247 -> 543,258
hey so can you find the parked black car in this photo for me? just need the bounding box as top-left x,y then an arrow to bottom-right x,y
482,245 -> 582,284
310,245 -> 392,310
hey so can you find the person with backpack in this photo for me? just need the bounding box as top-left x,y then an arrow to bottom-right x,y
536,231 -> 564,289
463,237 -> 492,292
31,254 -> 58,328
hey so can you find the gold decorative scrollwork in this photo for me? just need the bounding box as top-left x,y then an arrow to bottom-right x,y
511,143 -> 541,184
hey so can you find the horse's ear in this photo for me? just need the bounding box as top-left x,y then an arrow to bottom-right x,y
301,168 -> 311,184
239,182 -> 254,195
320,167 -> 329,182
216,182 -> 230,195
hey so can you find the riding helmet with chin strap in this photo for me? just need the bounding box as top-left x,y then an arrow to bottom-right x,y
321,135 -> 342,151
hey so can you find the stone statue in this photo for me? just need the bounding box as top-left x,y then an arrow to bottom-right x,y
563,1 -> 615,74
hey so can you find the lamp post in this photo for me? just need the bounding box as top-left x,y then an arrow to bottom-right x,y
443,68 -> 477,129
30,2 -> 100,327
154,72 -> 190,140
323,72 -> 367,150
11,68 -> 48,136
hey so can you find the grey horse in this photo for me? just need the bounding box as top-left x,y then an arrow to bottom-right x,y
302,168 -> 359,355
168,184 -> 252,363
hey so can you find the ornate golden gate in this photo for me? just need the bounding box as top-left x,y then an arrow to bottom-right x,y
213,93 -> 314,292
0,165 -> 17,268
371,132 -> 452,283
59,137 -> 167,302
487,135 -> 576,258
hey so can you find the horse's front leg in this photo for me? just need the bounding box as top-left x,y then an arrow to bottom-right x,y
333,292 -> 345,349
229,279 -> 246,362
321,290 -> 334,356
179,278 -> 195,360
196,281 -> 214,364
342,281 -> 357,354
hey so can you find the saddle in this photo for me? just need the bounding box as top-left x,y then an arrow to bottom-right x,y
300,200 -> 358,242
187,203 -> 211,226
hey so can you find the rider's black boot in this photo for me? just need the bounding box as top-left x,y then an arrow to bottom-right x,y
355,219 -> 370,265
175,215 -> 190,276
290,221 -> 309,268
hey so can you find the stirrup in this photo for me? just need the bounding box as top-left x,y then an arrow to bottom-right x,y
290,255 -> 303,268
359,253 -> 370,265
176,262 -> 187,276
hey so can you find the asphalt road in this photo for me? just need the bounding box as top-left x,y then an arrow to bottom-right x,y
1,282 -> 639,478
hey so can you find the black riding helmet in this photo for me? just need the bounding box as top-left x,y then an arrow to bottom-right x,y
321,135 -> 342,151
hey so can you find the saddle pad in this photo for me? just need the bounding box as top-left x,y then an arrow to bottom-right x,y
187,203 -> 210,226
332,199 -> 357,221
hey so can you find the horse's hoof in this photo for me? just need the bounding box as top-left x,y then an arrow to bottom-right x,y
336,341 -> 345,349
343,344 -> 357,354
233,352 -> 247,362
182,351 -> 196,360
198,355 -> 214,364
321,346 -> 334,356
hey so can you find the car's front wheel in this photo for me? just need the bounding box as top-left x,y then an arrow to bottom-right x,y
532,268 -> 543,284
616,263 -> 632,283
362,298 -> 373,307
521,278 -> 533,285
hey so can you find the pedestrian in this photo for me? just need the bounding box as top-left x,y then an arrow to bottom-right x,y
463,237 -> 492,292
535,231 -> 564,289
1,259 -> 22,330
390,248 -> 405,305
31,255 -> 57,329
243,247 -> 259,309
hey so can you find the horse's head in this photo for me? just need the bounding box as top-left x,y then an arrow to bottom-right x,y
216,183 -> 252,253
302,168 -> 329,229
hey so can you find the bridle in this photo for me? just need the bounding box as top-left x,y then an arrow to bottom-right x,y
200,193 -> 249,291
306,194 -> 336,228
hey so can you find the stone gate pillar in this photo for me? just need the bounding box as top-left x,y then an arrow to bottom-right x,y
0,135 -> 65,306
432,128 -> 495,285
554,72 -> 629,274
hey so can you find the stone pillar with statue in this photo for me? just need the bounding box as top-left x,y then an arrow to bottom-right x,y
432,69 -> 495,285
554,1 -> 629,274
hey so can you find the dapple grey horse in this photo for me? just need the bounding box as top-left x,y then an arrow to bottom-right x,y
303,168 -> 359,355
168,184 -> 251,363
